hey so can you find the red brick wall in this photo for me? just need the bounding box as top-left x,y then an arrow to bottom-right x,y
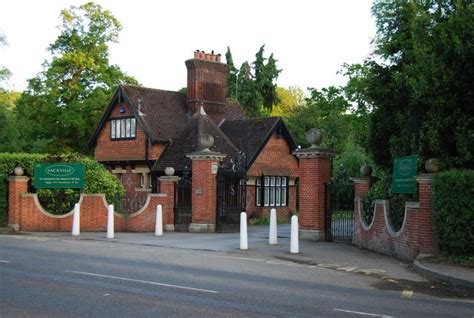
353,175 -> 439,260
191,159 -> 219,224
7,176 -> 29,229
298,156 -> 331,231
248,134 -> 299,177
246,133 -> 299,220
246,184 -> 297,221
14,185 -> 172,232
94,102 -> 165,161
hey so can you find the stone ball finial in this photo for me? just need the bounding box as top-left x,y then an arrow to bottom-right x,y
164,167 -> 175,176
14,166 -> 24,176
199,133 -> 214,151
425,158 -> 440,173
360,164 -> 372,177
306,128 -> 322,147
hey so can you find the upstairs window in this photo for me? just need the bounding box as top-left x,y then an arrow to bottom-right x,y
111,117 -> 136,140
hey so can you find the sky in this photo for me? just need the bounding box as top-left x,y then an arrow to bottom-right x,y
0,0 -> 376,94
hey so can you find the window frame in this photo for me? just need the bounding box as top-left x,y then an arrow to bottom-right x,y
110,117 -> 137,140
256,176 -> 289,207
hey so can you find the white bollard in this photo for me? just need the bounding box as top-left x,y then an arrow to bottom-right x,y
290,215 -> 299,254
240,212 -> 248,250
155,204 -> 163,237
107,204 -> 114,239
72,203 -> 80,236
269,208 -> 278,245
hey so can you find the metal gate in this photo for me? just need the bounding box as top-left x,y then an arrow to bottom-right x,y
216,152 -> 247,232
174,170 -> 192,232
324,180 -> 354,241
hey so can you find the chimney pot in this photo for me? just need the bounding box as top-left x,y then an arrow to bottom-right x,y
205,52 -> 211,60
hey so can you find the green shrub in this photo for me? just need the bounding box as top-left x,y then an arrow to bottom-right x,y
361,175 -> 417,230
0,153 -> 47,225
0,152 -> 124,223
433,169 -> 474,256
36,153 -> 124,215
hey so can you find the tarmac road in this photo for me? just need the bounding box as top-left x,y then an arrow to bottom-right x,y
1,228 -> 473,317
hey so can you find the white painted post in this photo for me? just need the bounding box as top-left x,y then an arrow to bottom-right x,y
269,208 -> 278,245
155,204 -> 163,236
240,212 -> 248,250
107,204 -> 114,239
290,215 -> 299,253
72,203 -> 80,236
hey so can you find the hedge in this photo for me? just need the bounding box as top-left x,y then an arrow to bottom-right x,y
0,153 -> 47,226
433,169 -> 474,255
0,152 -> 124,226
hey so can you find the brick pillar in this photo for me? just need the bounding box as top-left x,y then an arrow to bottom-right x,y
8,176 -> 30,231
415,174 -> 439,256
293,147 -> 333,241
353,177 -> 371,200
187,151 -> 226,233
158,176 -> 179,231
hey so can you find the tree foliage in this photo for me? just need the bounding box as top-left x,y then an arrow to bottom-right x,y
15,2 -> 137,154
270,86 -> 305,118
226,45 -> 281,117
362,1 -> 474,169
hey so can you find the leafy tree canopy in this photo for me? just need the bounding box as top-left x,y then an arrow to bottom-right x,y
226,45 -> 281,117
360,0 -> 474,169
15,2 -> 138,154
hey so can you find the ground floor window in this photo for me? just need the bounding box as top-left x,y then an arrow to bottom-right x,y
255,176 -> 288,207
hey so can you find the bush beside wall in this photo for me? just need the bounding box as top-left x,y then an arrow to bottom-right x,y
433,169 -> 474,255
0,153 -> 47,226
0,152 -> 124,226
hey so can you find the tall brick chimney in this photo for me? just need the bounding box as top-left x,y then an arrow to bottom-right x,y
186,50 -> 227,124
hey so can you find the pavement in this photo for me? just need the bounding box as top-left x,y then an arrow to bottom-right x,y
5,224 -> 474,289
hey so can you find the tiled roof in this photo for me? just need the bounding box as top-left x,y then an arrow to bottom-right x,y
121,85 -> 189,142
153,111 -> 240,171
220,117 -> 279,161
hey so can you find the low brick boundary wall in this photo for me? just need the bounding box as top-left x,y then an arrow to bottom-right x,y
353,199 -> 421,259
17,193 -> 172,232
352,174 -> 438,260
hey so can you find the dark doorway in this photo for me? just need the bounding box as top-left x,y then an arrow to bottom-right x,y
216,152 -> 247,232
174,170 -> 192,232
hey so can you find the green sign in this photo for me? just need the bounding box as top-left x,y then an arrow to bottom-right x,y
35,163 -> 85,189
391,155 -> 418,194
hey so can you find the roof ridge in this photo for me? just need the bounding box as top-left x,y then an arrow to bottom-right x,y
197,114 -> 240,153
121,84 -> 186,96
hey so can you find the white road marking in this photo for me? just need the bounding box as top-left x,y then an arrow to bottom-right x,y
205,254 -> 265,262
401,290 -> 413,298
63,240 -> 95,245
0,260 -> 11,263
334,308 -> 394,317
65,270 -> 218,294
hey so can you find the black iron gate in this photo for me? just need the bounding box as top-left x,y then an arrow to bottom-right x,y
216,152 -> 247,232
325,180 -> 355,241
174,170 -> 192,232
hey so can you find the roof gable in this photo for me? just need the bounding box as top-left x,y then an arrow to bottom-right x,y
153,111 -> 240,172
220,117 -> 297,169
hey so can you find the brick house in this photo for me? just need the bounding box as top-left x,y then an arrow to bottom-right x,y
89,50 -> 299,230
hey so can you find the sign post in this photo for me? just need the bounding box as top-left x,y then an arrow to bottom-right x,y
34,163 -> 85,189
391,155 -> 418,194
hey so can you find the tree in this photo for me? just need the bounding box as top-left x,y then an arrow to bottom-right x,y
15,2 -> 137,153
226,46 -> 281,117
361,1 -> 474,169
225,47 -> 238,99
271,86 -> 305,117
